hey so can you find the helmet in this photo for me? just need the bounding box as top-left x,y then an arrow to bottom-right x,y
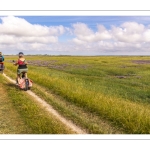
19,52 -> 24,57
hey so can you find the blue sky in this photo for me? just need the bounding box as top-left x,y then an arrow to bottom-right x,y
14,16 -> 150,30
1,16 -> 150,55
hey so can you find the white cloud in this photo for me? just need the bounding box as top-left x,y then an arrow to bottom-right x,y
73,38 -> 87,45
0,16 -> 65,45
70,21 -> 150,55
72,23 -> 111,43
0,35 -> 17,44
1,16 -> 150,55
72,22 -> 150,44
143,29 -> 150,42
73,22 -> 94,36
111,22 -> 145,43
95,25 -> 112,40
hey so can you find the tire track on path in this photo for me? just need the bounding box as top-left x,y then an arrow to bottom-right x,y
3,73 -> 87,134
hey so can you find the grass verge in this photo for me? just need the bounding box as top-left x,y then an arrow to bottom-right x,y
0,75 -> 32,133
0,74 -> 75,134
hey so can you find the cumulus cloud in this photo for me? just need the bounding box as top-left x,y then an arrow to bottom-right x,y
70,21 -> 150,55
72,21 -> 150,44
72,23 -> 111,43
111,22 -> 146,43
0,16 -> 65,45
1,16 -> 150,55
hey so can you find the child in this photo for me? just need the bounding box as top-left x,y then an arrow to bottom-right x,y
14,52 -> 28,84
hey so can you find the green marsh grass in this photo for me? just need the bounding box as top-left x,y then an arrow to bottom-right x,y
4,55 -> 150,133
0,75 -> 32,133
0,74 -> 75,134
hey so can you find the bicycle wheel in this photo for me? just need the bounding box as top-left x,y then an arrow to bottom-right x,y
24,78 -> 29,91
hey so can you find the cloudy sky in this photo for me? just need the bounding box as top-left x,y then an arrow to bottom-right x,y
1,15 -> 150,55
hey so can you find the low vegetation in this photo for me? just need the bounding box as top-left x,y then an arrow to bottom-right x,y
2,55 -> 150,134
0,74 -> 75,134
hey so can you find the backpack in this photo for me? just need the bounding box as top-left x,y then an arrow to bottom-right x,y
18,59 -> 25,65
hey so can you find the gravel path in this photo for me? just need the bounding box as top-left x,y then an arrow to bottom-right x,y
3,73 -> 86,134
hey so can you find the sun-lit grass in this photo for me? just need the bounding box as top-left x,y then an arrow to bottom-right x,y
0,74 -> 75,134
4,55 -> 150,133
0,75 -> 32,134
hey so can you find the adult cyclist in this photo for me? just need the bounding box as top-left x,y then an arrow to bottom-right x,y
0,52 -> 5,73
14,52 -> 28,85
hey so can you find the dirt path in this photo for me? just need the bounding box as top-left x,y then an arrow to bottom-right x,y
3,73 -> 86,134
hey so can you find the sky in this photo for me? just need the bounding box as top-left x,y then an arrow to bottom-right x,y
1,15 -> 150,55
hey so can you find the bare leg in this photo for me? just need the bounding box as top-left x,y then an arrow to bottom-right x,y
16,74 -> 20,84
25,72 -> 27,78
22,72 -> 27,78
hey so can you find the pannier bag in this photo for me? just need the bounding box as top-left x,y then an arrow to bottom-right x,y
18,78 -> 33,89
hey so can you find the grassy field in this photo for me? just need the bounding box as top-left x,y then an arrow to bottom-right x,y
0,74 -> 75,134
2,55 -> 150,134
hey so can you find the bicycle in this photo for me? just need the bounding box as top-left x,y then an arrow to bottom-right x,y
17,71 -> 33,91
12,59 -> 32,91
